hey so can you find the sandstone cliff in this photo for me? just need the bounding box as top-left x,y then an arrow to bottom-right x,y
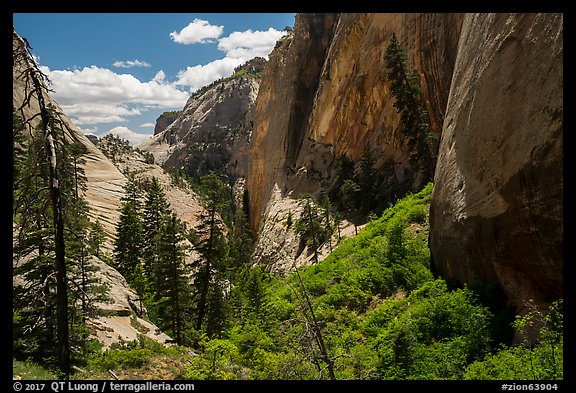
429,13 -> 563,311
139,58 -> 264,179
246,13 -> 463,268
153,111 -> 181,136
12,30 -> 126,254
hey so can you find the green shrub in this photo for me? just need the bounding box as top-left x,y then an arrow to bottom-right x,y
88,346 -> 153,371
13,359 -> 57,380
406,204 -> 427,223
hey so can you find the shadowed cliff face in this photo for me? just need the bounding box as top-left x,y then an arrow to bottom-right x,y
247,12 -> 563,311
247,13 -> 338,235
247,13 -> 463,235
429,13 -> 563,310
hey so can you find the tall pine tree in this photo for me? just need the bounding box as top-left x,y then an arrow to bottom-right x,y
142,177 -> 171,280
189,172 -> 230,335
113,183 -> 144,289
385,33 -> 435,180
153,213 -> 192,345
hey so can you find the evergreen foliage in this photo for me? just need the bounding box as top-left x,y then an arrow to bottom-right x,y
153,213 -> 192,345
188,172 -> 231,337
294,194 -> 335,263
385,33 -> 436,180
113,180 -> 144,288
141,177 -> 171,279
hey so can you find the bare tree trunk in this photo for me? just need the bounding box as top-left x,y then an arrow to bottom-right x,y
292,260 -> 336,380
31,64 -> 70,378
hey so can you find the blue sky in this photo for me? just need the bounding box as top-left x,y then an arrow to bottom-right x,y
13,13 -> 296,145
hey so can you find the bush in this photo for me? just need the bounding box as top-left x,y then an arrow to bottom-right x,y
406,204 -> 427,223
13,359 -> 57,380
89,347 -> 153,370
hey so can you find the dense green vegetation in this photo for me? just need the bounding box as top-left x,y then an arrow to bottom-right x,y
86,182 -> 562,380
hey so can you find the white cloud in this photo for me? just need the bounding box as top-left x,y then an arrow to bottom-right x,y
60,103 -> 142,125
41,65 -> 188,107
112,59 -> 152,68
39,65 -> 189,126
173,27 -> 285,91
104,126 -> 151,146
152,70 -> 166,83
218,28 -> 286,59
175,57 -> 243,92
170,19 -> 224,44
78,126 -> 99,135
139,123 -> 155,128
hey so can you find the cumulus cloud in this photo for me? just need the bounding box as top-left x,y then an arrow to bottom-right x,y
152,70 -> 166,83
41,65 -> 188,107
104,126 -> 151,146
170,19 -> 224,44
218,28 -> 286,59
174,26 -> 285,91
176,57 -> 243,92
78,126 -> 99,135
60,103 -> 142,125
112,59 -> 152,68
139,123 -> 155,128
39,65 -> 189,125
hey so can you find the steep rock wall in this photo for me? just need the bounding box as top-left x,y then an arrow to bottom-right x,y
247,13 -> 463,233
247,13 -> 463,267
429,13 -> 563,310
153,111 -> 181,136
246,13 -> 339,235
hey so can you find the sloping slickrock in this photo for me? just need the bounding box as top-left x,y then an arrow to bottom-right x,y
13,29 -> 170,348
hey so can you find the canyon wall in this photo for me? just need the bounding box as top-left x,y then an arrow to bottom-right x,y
429,13 -> 563,310
247,13 -> 463,235
139,58 -> 263,179
246,13 -> 463,269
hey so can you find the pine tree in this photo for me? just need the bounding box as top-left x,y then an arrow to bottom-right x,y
358,144 -> 377,213
154,213 -> 191,345
113,202 -> 143,286
227,197 -> 254,278
13,36 -> 70,373
13,32 -> 106,375
87,219 -> 106,258
205,282 -> 228,338
13,122 -> 59,363
244,266 -> 270,323
141,177 -> 171,280
331,153 -> 355,207
385,33 -> 435,179
189,172 -> 230,335
294,195 -> 333,264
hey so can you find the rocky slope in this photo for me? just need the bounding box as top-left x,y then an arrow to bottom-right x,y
12,30 -> 203,348
139,58 -> 265,179
428,13 -> 563,311
153,111 -> 181,136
